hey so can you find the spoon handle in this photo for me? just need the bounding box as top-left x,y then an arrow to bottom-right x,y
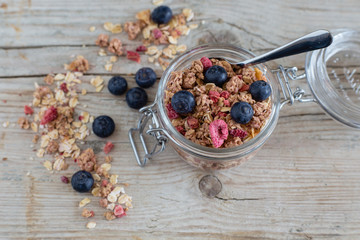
238,30 -> 333,67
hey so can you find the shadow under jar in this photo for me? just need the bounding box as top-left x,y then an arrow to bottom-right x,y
129,29 -> 360,170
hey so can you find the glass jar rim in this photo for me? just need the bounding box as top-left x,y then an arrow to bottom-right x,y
155,44 -> 281,160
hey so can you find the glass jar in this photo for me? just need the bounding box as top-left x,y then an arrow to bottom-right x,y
129,29 -> 360,170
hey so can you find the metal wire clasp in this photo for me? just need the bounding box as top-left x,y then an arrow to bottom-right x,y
272,65 -> 315,108
128,103 -> 167,167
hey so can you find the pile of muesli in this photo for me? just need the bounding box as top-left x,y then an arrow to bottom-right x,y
18,56 -> 132,228
93,6 -> 198,71
165,58 -> 272,148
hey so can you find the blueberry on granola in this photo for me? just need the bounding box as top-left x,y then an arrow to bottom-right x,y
71,170 -> 94,193
126,87 -> 148,109
204,65 -> 228,87
249,80 -> 271,101
92,115 -> 115,138
230,102 -> 254,124
151,6 -> 173,24
135,67 -> 157,88
108,76 -> 128,95
171,90 -> 195,114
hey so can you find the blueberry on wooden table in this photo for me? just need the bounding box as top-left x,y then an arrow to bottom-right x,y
71,170 -> 94,193
108,76 -> 128,95
204,65 -> 228,87
151,6 -> 173,24
171,90 -> 195,114
249,80 -> 271,101
135,67 -> 157,88
92,115 -> 115,138
126,87 -> 148,109
230,102 -> 254,124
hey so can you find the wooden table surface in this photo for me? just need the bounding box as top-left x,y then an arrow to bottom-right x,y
1,0 -> 360,239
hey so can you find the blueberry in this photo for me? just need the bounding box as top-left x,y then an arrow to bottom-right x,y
126,87 -> 148,109
71,170 -> 94,193
151,6 -> 173,24
108,76 -> 128,95
204,65 -> 228,87
135,67 -> 157,88
249,80 -> 271,101
92,115 -> 115,138
230,102 -> 254,124
171,90 -> 195,114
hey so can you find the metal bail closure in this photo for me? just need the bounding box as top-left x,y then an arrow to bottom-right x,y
272,65 -> 315,108
128,102 -> 168,167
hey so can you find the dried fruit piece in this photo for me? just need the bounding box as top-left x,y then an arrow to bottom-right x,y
209,119 -> 228,148
114,205 -> 126,218
60,82 -> 69,93
104,141 -> 114,154
126,51 -> 141,63
166,103 -> 179,119
24,105 -> 34,115
136,45 -> 147,52
229,129 -> 248,138
40,106 -> 58,125
61,176 -> 69,184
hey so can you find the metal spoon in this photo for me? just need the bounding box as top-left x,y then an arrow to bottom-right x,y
226,30 -> 333,67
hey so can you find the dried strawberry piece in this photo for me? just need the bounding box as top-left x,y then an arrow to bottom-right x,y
229,129 -> 248,138
24,105 -> 34,115
224,99 -> 230,107
209,119 -> 228,148
200,57 -> 212,70
126,51 -> 141,63
60,82 -> 69,93
166,103 -> 179,119
104,141 -> 114,154
60,176 -> 69,184
152,28 -> 162,39
78,115 -> 84,121
237,75 -> 243,79
40,106 -> 58,125
208,90 -> 220,103
90,211 -> 95,217
114,205 -> 126,218
187,116 -> 199,129
239,84 -> 250,92
217,112 -> 227,117
136,45 -> 147,52
175,126 -> 186,135
220,91 -> 230,99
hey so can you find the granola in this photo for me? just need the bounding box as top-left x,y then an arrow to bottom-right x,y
165,58 -> 272,148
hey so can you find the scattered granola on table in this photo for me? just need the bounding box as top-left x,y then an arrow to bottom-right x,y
18,58 -> 133,227
165,57 -> 272,148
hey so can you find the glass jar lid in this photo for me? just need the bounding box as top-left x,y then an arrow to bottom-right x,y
306,29 -> 360,128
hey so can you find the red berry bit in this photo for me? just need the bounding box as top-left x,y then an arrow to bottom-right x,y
217,112 -> 227,117
60,82 -> 69,93
24,105 -> 34,115
104,141 -> 114,154
229,129 -> 248,139
187,116 -> 199,129
61,176 -> 69,184
40,106 -> 58,125
209,119 -> 228,148
136,45 -> 147,52
220,91 -> 230,99
152,28 -> 162,39
223,99 -> 230,107
175,126 -> 186,135
166,103 -> 179,119
239,84 -> 250,92
200,57 -> 212,70
101,179 -> 109,187
126,51 -> 141,63
114,205 -> 126,218
208,90 -> 220,103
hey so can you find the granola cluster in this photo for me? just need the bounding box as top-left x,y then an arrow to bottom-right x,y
18,57 -> 132,228
165,58 -> 272,148
93,7 -> 197,71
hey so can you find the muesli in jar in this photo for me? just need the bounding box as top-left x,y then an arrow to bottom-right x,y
164,57 -> 272,149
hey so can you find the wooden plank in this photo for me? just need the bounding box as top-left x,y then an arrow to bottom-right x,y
1,0 -> 360,239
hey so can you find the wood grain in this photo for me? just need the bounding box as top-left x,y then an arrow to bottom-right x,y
1,0 -> 360,239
